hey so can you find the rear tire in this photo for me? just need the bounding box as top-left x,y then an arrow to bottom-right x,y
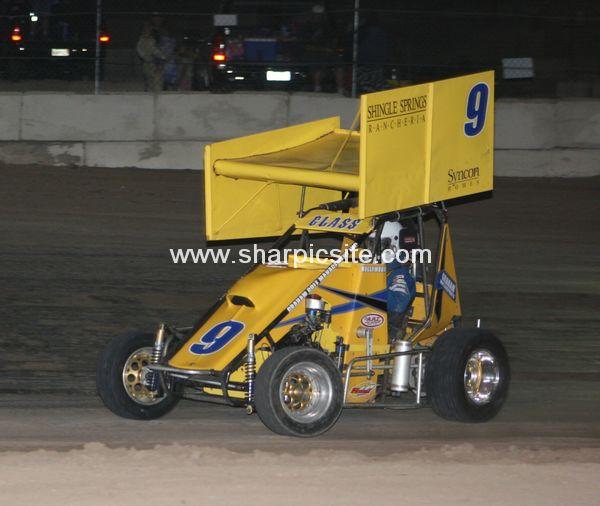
425,328 -> 509,422
255,347 -> 343,437
96,332 -> 179,420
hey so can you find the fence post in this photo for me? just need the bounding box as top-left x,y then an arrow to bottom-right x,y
351,0 -> 360,98
94,0 -> 102,94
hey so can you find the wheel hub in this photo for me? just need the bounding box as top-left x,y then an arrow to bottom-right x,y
279,362 -> 333,423
282,372 -> 314,412
463,349 -> 500,405
122,347 -> 164,405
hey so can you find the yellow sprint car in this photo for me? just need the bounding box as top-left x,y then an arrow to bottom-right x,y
97,71 -> 509,436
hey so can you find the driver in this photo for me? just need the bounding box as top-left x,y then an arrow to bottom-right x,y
379,221 -> 417,340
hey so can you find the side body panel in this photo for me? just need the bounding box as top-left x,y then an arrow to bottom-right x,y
170,224 -> 462,403
411,223 -> 462,346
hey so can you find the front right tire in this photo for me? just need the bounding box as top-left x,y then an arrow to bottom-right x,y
425,328 -> 510,422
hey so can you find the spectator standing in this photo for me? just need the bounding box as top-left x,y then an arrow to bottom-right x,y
300,4 -> 343,93
160,27 -> 179,90
356,12 -> 392,93
137,22 -> 167,92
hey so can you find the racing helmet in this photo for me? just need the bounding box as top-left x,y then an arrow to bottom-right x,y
378,221 -> 402,252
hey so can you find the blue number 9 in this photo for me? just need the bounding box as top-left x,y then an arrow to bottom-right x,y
189,320 -> 245,355
464,83 -> 489,137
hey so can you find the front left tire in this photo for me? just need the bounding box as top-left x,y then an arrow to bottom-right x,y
255,347 -> 344,437
96,332 -> 179,420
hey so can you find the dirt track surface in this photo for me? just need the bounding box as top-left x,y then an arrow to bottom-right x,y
1,442 -> 598,506
0,165 -> 598,504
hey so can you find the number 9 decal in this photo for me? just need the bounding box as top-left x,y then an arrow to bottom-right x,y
189,320 -> 245,355
464,82 -> 489,137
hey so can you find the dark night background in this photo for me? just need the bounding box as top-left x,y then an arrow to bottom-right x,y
2,0 -> 599,96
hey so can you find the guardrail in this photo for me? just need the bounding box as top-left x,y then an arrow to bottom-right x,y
0,92 -> 598,177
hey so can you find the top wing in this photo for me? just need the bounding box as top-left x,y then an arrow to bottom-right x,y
204,72 -> 494,240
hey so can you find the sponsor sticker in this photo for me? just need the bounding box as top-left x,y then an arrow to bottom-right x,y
349,381 -> 377,398
361,265 -> 386,273
307,215 -> 361,231
360,313 -> 385,328
436,270 -> 457,301
447,166 -> 481,192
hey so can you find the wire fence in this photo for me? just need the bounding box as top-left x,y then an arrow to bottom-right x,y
1,3 -> 599,97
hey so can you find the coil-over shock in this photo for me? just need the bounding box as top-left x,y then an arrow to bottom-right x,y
244,334 -> 256,414
147,323 -> 166,392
